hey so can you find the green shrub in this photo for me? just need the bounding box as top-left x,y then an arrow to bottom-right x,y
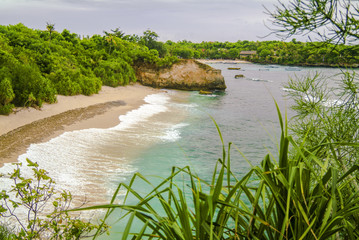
0,74 -> 15,105
78,75 -> 102,96
0,103 -> 14,115
55,78 -> 82,96
0,225 -> 15,240
7,63 -> 56,107
173,47 -> 194,59
49,67 -> 102,96
94,59 -> 136,87
156,55 -> 179,68
0,159 -> 108,239
285,71 -> 359,173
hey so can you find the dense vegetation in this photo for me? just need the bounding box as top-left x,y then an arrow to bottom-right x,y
165,39 -> 359,66
0,24 -> 177,115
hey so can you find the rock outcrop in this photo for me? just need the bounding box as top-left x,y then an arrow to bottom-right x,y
135,59 -> 226,91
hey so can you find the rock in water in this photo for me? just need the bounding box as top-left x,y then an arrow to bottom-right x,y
135,59 -> 226,91
199,90 -> 213,95
235,74 -> 244,78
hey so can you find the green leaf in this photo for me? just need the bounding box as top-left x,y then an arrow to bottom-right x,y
26,158 -> 39,167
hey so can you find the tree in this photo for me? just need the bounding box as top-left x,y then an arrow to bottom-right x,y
46,22 -> 55,42
0,69 -> 15,115
173,47 -> 194,59
103,31 -> 117,54
0,69 -> 15,106
266,0 -> 359,44
61,29 -> 79,45
258,48 -> 272,59
140,30 -> 168,57
141,29 -> 159,44
110,27 -> 125,39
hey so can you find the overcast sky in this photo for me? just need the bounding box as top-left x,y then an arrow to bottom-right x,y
0,0 -> 288,42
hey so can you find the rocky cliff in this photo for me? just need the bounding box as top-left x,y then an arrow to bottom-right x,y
135,59 -> 226,91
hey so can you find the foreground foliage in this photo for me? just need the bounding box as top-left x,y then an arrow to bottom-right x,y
285,71 -> 359,171
0,159 -> 108,239
266,0 -> 359,44
80,108 -> 359,239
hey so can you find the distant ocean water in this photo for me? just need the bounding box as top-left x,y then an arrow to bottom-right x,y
0,62 -> 348,236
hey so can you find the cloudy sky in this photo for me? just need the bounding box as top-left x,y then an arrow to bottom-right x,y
0,0 -> 286,42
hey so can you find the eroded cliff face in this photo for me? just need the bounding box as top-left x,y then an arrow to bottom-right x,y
135,59 -> 226,91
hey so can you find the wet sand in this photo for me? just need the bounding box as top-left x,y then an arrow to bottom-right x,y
0,84 -> 161,167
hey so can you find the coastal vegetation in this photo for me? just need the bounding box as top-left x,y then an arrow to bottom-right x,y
164,39 -> 359,67
1,19 -> 358,115
169,39 -> 359,66
2,8 -> 359,115
0,24 -> 176,115
164,0 -> 359,67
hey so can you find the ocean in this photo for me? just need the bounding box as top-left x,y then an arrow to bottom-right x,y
0,62 -> 347,237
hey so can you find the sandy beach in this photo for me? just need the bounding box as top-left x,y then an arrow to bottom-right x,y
0,83 -> 161,167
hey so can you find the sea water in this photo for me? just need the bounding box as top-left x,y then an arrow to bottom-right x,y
0,62 -> 348,237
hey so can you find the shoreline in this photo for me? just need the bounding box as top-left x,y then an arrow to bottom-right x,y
196,59 -> 250,64
197,58 -> 359,68
0,83 -> 161,167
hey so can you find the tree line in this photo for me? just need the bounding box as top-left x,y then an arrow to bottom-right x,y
166,38 -> 359,66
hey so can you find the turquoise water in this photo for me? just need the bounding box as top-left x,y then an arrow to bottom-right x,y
0,62 -> 347,237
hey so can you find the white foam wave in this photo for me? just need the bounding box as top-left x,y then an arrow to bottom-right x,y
173,102 -> 197,109
0,91 -> 191,229
159,123 -> 189,142
282,88 -> 346,108
114,93 -> 169,130
302,95 -> 345,108
249,78 -> 272,83
0,93 -> 171,203
199,94 -> 219,98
